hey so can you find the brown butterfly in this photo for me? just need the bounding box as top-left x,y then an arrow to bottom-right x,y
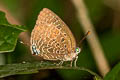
30,8 -> 89,67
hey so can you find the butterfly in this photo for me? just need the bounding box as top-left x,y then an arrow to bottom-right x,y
30,8 -> 89,67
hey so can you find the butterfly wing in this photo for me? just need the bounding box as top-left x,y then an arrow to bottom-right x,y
30,8 -> 76,61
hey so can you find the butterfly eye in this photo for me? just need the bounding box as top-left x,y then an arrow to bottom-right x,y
75,47 -> 81,54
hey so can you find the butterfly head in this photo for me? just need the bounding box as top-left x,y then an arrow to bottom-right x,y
75,47 -> 81,54
64,47 -> 81,61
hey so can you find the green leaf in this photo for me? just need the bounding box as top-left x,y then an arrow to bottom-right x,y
104,62 -> 120,80
0,61 -> 102,79
0,11 -> 27,53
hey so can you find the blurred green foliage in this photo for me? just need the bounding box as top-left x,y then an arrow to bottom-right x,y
104,62 -> 120,80
0,11 -> 27,53
0,62 -> 102,80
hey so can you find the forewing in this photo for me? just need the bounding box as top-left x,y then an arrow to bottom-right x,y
30,8 -> 76,60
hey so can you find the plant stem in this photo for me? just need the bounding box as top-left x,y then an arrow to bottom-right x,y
72,0 -> 110,77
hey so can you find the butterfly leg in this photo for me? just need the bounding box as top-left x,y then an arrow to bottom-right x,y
70,60 -> 73,67
57,61 -> 64,66
74,56 -> 78,67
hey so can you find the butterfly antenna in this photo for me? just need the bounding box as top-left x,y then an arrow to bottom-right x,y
20,41 -> 30,46
79,31 -> 90,47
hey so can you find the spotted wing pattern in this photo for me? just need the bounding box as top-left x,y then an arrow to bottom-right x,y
30,8 -> 76,61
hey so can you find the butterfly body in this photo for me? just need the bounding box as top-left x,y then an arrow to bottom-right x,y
30,8 -> 81,65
